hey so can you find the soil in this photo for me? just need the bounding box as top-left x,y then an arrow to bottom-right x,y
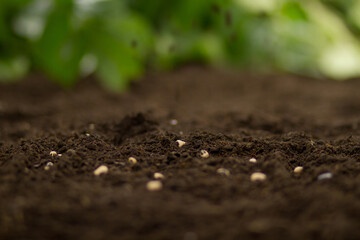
1,66 -> 360,240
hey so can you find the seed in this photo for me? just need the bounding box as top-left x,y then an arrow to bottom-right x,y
93,165 -> 109,176
146,180 -> 163,191
294,166 -> 303,173
154,172 -> 165,179
217,168 -> 230,176
250,172 -> 267,182
249,158 -> 257,163
49,151 -> 57,157
44,162 -> 53,171
128,157 -> 137,164
176,140 -> 186,147
58,154 -> 62,157
170,119 -> 178,125
85,133 -> 90,137
317,172 -> 332,181
200,150 -> 209,158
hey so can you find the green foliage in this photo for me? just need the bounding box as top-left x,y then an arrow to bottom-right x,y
1,0 -> 360,90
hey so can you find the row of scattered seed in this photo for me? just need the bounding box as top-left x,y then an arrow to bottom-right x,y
175,139 -> 333,182
46,135 -> 332,191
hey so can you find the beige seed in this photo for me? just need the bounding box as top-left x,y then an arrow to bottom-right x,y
294,166 -> 303,173
217,168 -> 230,176
154,172 -> 165,179
128,157 -> 137,164
176,140 -> 186,148
93,165 -> 109,176
49,151 -> 57,157
85,133 -> 90,137
170,119 -> 178,125
200,150 -> 209,158
44,162 -> 53,171
249,158 -> 257,163
250,172 -> 267,182
58,154 -> 62,157
146,180 -> 163,191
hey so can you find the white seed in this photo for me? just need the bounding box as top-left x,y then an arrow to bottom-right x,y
93,165 -> 109,176
58,154 -> 62,157
154,172 -> 165,179
49,151 -> 57,157
318,172 -> 332,181
44,162 -> 53,171
249,158 -> 257,163
146,180 -> 163,191
294,166 -> 303,173
128,157 -> 137,164
250,172 -> 267,182
217,168 -> 230,176
200,150 -> 209,158
85,133 -> 90,137
176,140 -> 186,148
170,119 -> 178,125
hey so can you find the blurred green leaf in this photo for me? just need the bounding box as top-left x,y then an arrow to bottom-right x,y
1,0 -> 360,87
281,2 -> 308,21
106,14 -> 154,59
0,56 -> 29,82
88,24 -> 143,91
33,0 -> 84,87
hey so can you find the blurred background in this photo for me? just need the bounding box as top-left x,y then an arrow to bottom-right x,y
1,0 -> 360,90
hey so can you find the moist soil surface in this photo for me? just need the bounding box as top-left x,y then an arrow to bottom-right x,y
1,66 -> 360,240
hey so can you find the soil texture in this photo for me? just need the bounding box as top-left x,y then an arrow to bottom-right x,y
1,66 -> 360,240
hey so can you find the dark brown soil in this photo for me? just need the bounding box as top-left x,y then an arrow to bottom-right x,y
1,66 -> 360,240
